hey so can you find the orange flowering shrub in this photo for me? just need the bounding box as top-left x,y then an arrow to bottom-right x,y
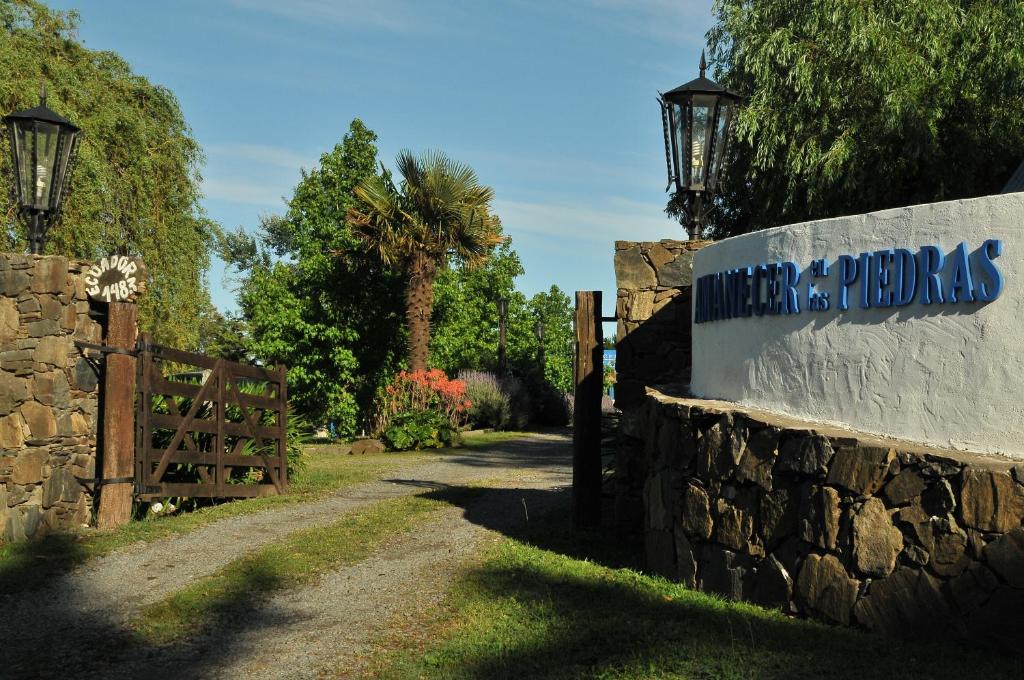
375,369 -> 471,450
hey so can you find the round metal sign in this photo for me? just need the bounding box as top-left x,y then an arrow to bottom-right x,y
84,255 -> 145,303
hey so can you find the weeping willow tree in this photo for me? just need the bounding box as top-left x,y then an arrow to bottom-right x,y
0,0 -> 217,347
700,0 -> 1024,237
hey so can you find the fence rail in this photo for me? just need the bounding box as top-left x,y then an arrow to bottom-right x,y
135,335 -> 288,500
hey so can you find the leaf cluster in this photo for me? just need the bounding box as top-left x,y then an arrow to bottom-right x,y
0,0 -> 217,346
701,0 -> 1024,236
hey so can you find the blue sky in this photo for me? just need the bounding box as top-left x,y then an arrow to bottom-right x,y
50,0 -> 715,317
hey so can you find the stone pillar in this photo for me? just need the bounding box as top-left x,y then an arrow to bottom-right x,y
612,239 -> 709,532
0,254 -> 103,541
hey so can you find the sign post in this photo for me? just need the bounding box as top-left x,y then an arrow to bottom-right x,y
88,256 -> 146,529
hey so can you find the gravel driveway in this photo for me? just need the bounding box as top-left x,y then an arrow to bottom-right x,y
1,432 -> 571,679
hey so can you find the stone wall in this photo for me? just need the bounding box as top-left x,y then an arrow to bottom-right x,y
1,254 -> 102,541
613,239 -> 707,531
626,387 -> 1024,648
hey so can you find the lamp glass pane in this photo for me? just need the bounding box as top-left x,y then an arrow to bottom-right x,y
671,102 -> 686,186
32,122 -> 60,210
10,122 -> 33,207
690,95 -> 715,189
51,129 -> 77,211
708,101 -> 734,190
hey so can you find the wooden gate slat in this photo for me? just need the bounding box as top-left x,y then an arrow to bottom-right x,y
225,371 -> 284,494
136,340 -> 288,500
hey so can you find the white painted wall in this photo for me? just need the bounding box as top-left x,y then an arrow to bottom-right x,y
690,193 -> 1024,458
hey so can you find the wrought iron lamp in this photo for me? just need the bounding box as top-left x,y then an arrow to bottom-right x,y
659,52 -> 741,239
4,87 -> 81,254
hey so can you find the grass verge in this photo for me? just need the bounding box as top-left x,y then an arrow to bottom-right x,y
132,485 -> 484,644
367,522 -> 1024,680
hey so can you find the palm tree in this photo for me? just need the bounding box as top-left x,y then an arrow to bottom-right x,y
347,150 -> 501,371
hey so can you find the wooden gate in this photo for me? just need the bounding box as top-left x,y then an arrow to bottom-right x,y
135,335 -> 288,500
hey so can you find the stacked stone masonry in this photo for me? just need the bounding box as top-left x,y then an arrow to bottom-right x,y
1,254 -> 102,541
613,239 -> 708,408
624,388 -> 1024,648
613,239 -> 707,531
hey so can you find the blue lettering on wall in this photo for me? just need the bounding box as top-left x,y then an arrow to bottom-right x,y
692,239 -> 1006,324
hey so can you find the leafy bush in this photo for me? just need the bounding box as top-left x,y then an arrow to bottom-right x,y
375,369 -> 469,450
459,371 -> 510,430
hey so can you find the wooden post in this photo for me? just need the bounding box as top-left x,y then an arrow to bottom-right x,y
97,301 -> 139,529
573,291 -> 603,529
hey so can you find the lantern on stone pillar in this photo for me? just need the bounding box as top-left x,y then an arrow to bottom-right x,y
659,52 -> 741,239
4,87 -> 81,254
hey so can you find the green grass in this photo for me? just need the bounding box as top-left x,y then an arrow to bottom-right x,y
369,522 -> 1024,680
132,485 -> 484,644
0,444 -> 445,594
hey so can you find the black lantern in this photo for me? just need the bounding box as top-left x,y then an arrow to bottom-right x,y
4,88 -> 81,254
659,52 -> 741,239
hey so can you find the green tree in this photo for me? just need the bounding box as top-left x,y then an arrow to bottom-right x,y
348,150 -> 501,371
0,0 -> 217,346
429,235 -> 525,373
701,0 -> 1024,236
429,237 -> 574,394
221,120 -> 405,434
529,285 -> 573,394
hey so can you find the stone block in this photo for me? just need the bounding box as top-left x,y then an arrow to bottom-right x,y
960,468 -> 1024,533
646,243 -> 675,269
853,567 -> 952,637
34,336 -> 69,367
696,415 -> 745,480
852,497 -> 903,577
826,445 -> 895,496
796,553 -> 858,625
38,295 -> 61,320
949,562 -> 999,614
11,448 -> 47,484
625,290 -> 655,321
675,530 -> 697,588
614,247 -> 656,289
656,250 -> 695,287
0,371 -> 30,415
750,554 -> 793,610
42,468 -> 81,508
735,426 -> 780,491
33,370 -> 70,407
31,257 -> 69,294
760,487 -> 799,549
73,357 -> 99,392
699,544 -> 746,600
0,297 -> 17,346
715,496 -> 754,551
20,401 -> 56,439
678,482 -> 713,540
799,485 -> 841,551
982,526 -> 1024,587
0,412 -> 26,450
26,319 -> 59,338
1,269 -> 30,297
927,518 -> 970,577
881,469 -> 927,506
776,433 -> 834,477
